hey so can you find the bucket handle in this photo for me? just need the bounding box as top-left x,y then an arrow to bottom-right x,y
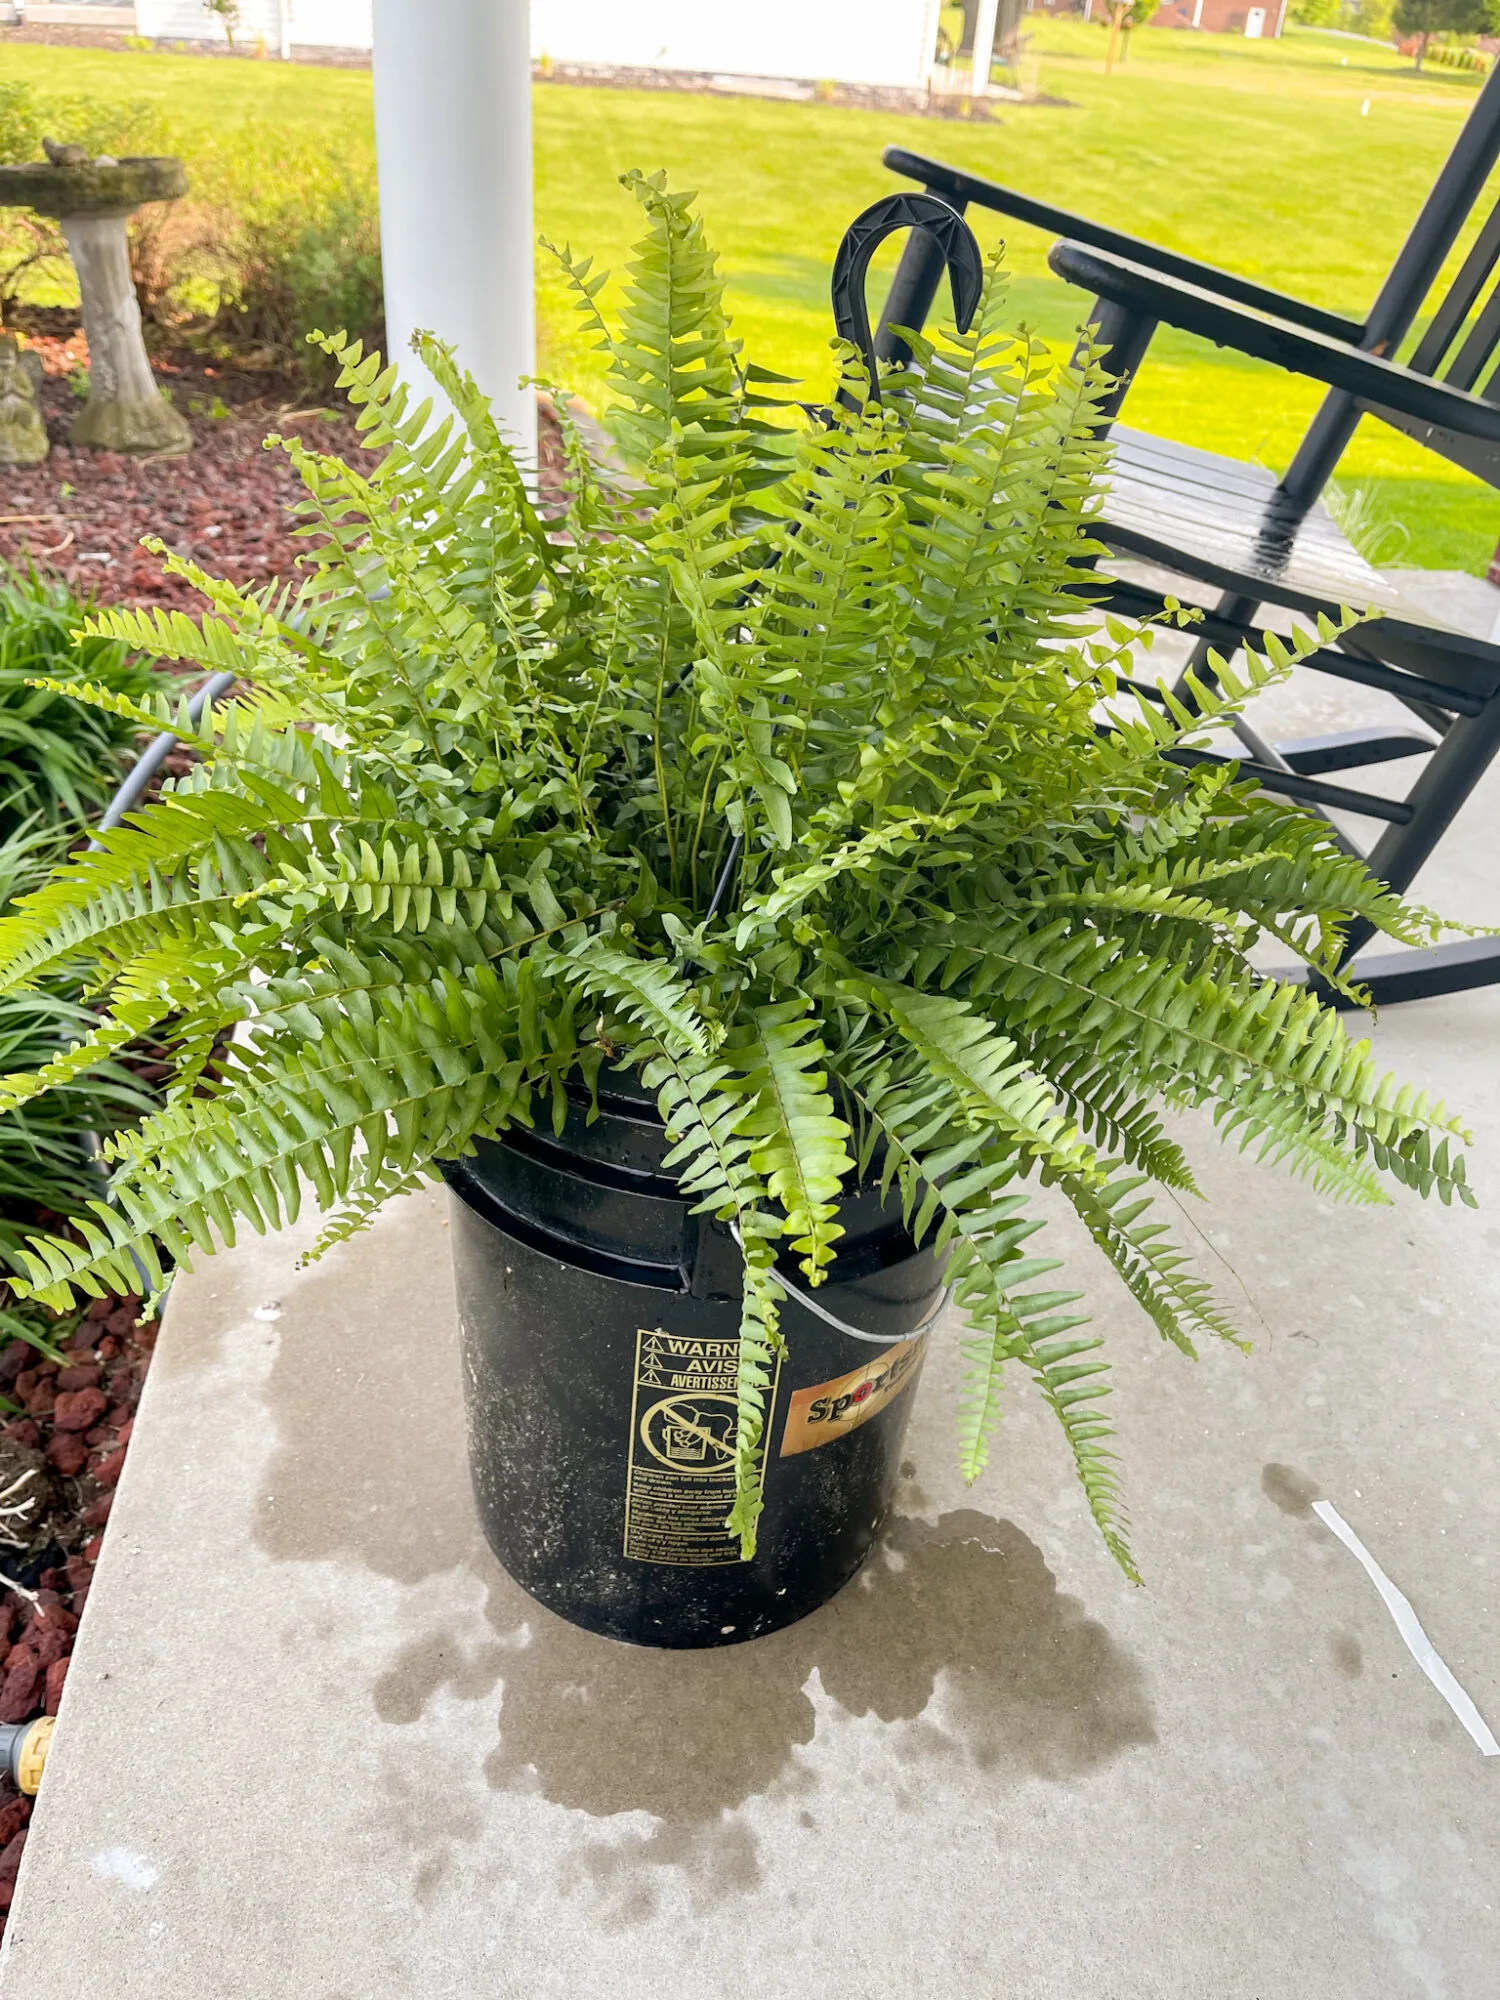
733,1225 -> 951,1347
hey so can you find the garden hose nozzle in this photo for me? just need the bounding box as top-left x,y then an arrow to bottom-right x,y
0,1717 -> 53,1796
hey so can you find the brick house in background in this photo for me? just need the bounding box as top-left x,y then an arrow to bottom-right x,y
1151,0 -> 1290,34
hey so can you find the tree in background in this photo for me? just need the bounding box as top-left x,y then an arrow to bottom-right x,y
1106,0 -> 1160,73
202,0 -> 243,50
1394,0 -> 1499,69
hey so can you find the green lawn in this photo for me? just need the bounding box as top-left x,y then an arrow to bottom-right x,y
6,22 -> 1500,569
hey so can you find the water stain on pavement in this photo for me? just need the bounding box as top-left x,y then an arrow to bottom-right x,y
374,1507 -> 1156,1919
1263,1462 -> 1321,1518
1331,1632 -> 1365,1679
249,1191 -> 1154,1920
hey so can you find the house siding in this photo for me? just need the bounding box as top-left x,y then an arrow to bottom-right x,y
135,0 -> 371,49
531,0 -> 942,91
133,0 -> 944,87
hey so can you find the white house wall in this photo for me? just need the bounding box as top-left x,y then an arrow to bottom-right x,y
135,0 -> 940,88
135,0 -> 373,49
531,0 -> 940,89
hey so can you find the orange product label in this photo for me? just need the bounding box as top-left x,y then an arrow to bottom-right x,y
778,1336 -> 927,1458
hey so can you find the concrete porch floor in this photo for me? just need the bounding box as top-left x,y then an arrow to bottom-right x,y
3,583 -> 1500,1998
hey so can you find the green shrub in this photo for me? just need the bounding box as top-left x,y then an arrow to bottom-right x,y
213,183 -> 384,390
1289,0 -> 1396,31
0,574 -> 162,1292
0,570 -> 163,845
0,79 -> 166,168
0,83 -> 43,168
0,831 -> 155,1282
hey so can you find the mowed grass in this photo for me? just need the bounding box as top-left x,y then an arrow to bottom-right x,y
6,23 -> 1499,568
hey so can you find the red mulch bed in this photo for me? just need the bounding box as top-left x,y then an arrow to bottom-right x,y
1,313 -> 382,611
0,1298 -> 158,1912
2,313 -> 569,608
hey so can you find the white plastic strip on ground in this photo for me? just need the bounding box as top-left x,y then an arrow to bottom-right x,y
1313,1500 -> 1499,1757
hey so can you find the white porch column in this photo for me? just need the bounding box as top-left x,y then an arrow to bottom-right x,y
371,0 -> 536,460
971,0 -> 1001,94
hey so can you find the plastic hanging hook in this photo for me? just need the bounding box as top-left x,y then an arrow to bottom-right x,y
829,191 -> 984,406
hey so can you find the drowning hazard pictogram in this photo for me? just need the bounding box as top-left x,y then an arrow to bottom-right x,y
622,1328 -> 780,1567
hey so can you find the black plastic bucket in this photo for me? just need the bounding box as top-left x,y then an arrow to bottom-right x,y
441,1072 -> 945,1648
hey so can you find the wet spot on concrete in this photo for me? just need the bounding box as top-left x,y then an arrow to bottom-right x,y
251,1189 -> 476,1587
252,1188 -> 1154,1921
378,1508 -> 1155,1920
578,1813 -> 762,1923
373,1632 -> 511,1724
373,1759 -> 486,1910
1331,1632 -> 1364,1679
1263,1463 -> 1321,1517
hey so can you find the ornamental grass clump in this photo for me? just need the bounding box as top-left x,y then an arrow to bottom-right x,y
0,172 -> 1472,1572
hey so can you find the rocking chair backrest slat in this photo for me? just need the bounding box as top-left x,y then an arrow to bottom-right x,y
1441,278 -> 1500,392
1277,62 -> 1500,508
1357,60 -> 1500,358
1407,195 -> 1500,377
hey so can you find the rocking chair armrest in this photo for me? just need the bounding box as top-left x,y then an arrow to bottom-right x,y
1050,241 -> 1500,448
882,146 -> 1364,344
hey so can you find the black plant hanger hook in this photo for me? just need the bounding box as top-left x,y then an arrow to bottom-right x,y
830,192 -> 984,405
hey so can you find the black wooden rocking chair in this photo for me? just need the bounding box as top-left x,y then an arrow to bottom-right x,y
864,65 -> 1500,1005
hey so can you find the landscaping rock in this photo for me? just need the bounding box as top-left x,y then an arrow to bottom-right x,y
52,1388 -> 106,1434
43,1658 -> 68,1715
0,1300 -> 157,1938
90,1448 -> 126,1489
53,1364 -> 101,1393
0,334 -> 47,467
0,1829 -> 29,1910
44,1436 -> 87,1480
0,1653 -> 41,1725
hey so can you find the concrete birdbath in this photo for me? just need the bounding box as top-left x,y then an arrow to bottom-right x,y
0,150 -> 192,455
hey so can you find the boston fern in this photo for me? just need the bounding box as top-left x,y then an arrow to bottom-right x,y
0,172 -> 1472,1572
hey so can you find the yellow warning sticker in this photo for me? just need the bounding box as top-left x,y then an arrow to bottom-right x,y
778,1336 -> 926,1458
622,1329 -> 781,1567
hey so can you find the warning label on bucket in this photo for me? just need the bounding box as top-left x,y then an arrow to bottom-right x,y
623,1329 -> 780,1567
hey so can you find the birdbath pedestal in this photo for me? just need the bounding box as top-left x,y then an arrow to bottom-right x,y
0,155 -> 192,455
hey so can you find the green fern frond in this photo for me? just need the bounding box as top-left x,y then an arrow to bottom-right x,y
726,1001 -> 853,1280
868,979 -> 1099,1184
